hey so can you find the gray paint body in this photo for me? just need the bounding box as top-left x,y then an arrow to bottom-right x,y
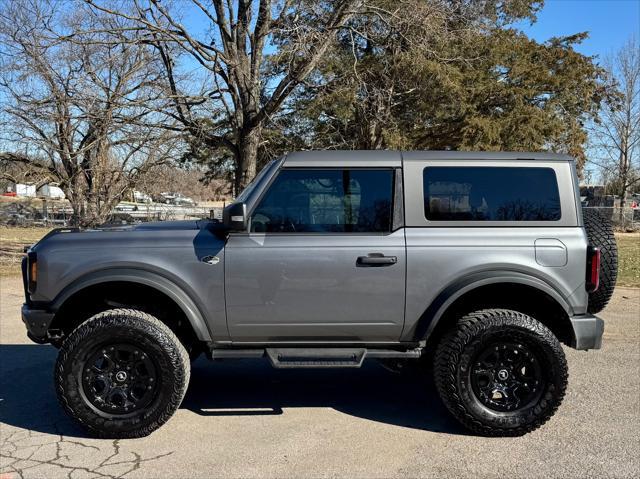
24,150 -> 597,349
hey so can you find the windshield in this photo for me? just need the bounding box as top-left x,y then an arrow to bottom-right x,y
235,159 -> 278,203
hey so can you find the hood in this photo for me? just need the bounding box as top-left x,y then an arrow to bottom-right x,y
30,219 -> 220,253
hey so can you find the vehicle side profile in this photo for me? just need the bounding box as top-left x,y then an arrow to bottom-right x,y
21,151 -> 617,438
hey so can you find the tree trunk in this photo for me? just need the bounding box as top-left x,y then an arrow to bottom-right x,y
69,197 -> 84,227
66,176 -> 85,227
618,140 -> 629,223
235,127 -> 261,195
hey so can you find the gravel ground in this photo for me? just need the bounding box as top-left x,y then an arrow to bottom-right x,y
1,275 -> 638,479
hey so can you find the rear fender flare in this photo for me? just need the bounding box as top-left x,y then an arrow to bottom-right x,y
413,271 -> 573,343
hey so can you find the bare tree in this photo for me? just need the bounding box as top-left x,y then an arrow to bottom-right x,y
590,37 -> 640,211
85,0 -> 363,194
0,152 -> 56,189
0,0 -> 181,226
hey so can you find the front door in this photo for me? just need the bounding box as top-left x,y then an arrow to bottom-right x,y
224,167 -> 406,342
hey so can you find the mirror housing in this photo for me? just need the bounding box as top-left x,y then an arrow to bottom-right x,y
223,202 -> 248,231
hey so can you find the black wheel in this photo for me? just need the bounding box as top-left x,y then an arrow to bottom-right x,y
434,309 -> 568,436
583,208 -> 618,313
55,309 -> 190,438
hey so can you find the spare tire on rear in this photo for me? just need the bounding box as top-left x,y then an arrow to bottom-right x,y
582,208 -> 618,313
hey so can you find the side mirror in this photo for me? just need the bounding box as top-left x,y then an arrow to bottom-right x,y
223,202 -> 247,231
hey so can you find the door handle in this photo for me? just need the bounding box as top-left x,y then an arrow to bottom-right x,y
356,253 -> 397,266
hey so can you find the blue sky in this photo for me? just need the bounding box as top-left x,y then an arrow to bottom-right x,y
517,0 -> 639,60
516,0 -> 639,181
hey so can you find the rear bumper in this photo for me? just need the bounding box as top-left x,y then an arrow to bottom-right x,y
570,313 -> 604,350
21,304 -> 55,344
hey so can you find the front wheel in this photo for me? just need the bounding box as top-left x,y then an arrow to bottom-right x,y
434,309 -> 567,436
55,309 -> 190,438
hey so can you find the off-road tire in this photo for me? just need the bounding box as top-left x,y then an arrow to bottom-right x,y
55,309 -> 190,438
434,309 -> 568,436
582,208 -> 618,313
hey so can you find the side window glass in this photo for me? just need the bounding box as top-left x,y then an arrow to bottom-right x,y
251,169 -> 393,233
423,167 -> 561,221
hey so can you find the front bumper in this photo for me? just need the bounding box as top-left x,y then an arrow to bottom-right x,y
570,313 -> 604,350
22,304 -> 55,344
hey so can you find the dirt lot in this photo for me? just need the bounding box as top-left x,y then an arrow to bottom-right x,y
0,274 -> 638,479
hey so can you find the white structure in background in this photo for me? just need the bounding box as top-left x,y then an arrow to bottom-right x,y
15,183 -> 37,197
38,184 -> 66,200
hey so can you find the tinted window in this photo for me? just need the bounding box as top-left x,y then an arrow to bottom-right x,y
423,167 -> 561,221
251,169 -> 393,233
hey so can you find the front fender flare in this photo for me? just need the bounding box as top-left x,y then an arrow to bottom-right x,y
410,271 -> 573,343
51,268 -> 212,341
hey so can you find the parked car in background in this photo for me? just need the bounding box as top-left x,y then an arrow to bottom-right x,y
154,191 -> 196,206
172,193 -> 196,206
133,191 -> 152,204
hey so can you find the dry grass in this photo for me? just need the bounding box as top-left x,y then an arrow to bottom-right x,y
0,226 -> 52,276
1,226 -> 638,288
616,232 -> 640,288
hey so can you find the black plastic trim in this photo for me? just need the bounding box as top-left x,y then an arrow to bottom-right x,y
21,304 -> 55,342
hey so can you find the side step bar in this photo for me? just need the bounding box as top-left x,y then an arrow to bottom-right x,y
267,348 -> 366,368
210,348 -> 422,368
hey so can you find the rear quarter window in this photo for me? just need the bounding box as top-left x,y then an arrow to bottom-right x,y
423,167 -> 561,221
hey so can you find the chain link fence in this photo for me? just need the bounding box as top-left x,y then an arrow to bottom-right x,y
0,198 -> 224,227
583,207 -> 640,232
112,203 -> 223,223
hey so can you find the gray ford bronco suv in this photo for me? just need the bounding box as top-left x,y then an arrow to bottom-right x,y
21,151 -> 617,438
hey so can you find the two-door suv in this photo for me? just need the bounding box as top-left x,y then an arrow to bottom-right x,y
21,151 -> 617,438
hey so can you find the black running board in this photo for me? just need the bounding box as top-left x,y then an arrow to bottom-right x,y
209,347 -> 422,368
266,348 -> 365,368
264,348 -> 421,368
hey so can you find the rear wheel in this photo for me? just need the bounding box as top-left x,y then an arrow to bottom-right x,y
434,309 -> 567,436
55,309 -> 190,438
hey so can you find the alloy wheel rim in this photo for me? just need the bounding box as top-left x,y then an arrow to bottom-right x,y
80,343 -> 159,415
469,341 -> 544,412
